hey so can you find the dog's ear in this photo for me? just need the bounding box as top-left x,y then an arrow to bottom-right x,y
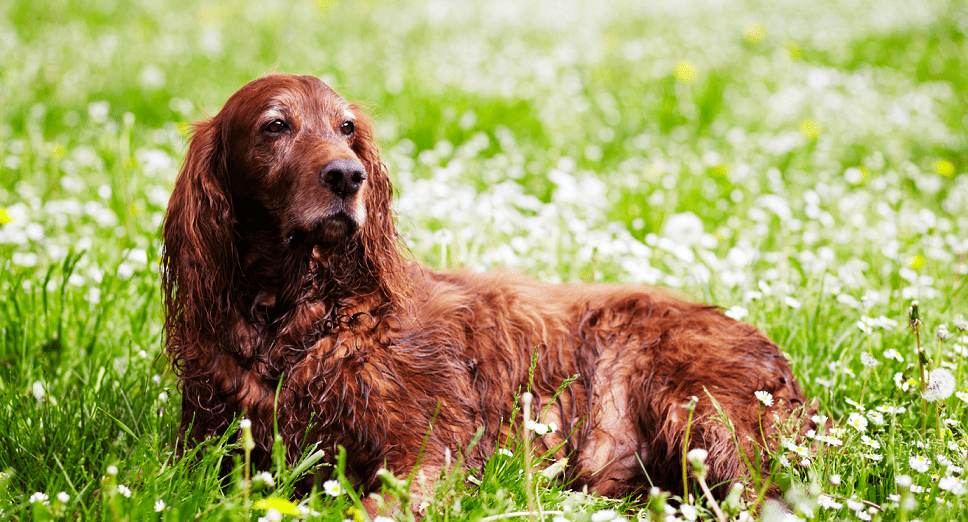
162,113 -> 238,367
349,104 -> 413,304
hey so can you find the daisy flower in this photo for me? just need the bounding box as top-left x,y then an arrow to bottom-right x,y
847,412 -> 868,432
754,390 -> 773,406
909,455 -> 930,473
324,479 -> 342,497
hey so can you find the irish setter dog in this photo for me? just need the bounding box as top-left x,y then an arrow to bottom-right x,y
162,74 -> 814,510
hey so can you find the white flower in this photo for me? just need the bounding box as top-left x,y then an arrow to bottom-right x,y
830,474 -> 842,485
373,517 -> 395,522
678,504 -> 698,521
591,509 -> 617,522
754,390 -> 773,407
116,484 -> 132,498
106,465 -> 118,476
923,368 -> 956,402
857,510 -> 872,521
547,421 -> 558,434
883,348 -> 903,362
861,435 -> 881,450
937,324 -> 950,341
876,404 -> 907,414
954,315 -> 968,331
817,494 -> 842,509
864,453 -> 883,462
724,305 -> 749,320
909,455 -> 931,473
497,448 -> 513,457
938,476 -> 966,495
957,391 -> 968,404
154,499 -> 166,512
866,411 -> 885,426
253,471 -> 274,488
784,296 -> 802,309
860,352 -> 878,368
847,412 -> 868,432
29,492 -> 49,504
687,448 -> 708,467
240,418 -> 252,429
323,479 -> 342,497
525,420 -> 550,435
846,499 -> 864,511
56,491 -> 70,503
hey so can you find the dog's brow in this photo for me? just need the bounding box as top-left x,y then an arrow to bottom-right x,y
342,109 -> 355,121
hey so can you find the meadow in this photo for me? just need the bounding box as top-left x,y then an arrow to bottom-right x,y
1,0 -> 967,520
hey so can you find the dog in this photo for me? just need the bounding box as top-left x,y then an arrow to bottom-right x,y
162,74 -> 814,512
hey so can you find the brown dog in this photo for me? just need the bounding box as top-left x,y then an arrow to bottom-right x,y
162,74 -> 814,510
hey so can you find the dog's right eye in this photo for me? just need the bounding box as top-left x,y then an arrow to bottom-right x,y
264,119 -> 289,134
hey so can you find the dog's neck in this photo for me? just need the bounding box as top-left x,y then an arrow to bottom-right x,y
232,219 -> 387,322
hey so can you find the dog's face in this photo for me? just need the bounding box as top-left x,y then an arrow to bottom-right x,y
220,75 -> 370,246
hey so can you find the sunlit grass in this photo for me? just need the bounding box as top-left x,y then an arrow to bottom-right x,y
1,0 -> 967,520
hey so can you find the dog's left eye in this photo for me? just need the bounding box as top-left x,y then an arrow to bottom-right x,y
264,119 -> 289,134
339,121 -> 355,136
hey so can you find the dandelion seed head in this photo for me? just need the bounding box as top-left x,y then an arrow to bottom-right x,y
923,368 -> 956,402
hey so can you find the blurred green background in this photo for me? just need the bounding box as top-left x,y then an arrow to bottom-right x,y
1,0 -> 967,519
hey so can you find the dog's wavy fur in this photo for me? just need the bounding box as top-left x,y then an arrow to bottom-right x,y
163,74 -> 814,507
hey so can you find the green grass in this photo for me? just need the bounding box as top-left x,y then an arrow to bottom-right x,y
1,0 -> 967,520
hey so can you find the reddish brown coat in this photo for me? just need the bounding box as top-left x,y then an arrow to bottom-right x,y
162,74 -> 814,505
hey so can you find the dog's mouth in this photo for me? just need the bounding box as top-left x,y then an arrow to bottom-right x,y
317,212 -> 359,243
288,211 -> 360,250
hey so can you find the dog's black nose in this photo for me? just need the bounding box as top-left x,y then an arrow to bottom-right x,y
320,159 -> 367,197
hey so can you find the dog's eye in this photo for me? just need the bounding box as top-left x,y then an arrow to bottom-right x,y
339,121 -> 355,137
264,119 -> 288,134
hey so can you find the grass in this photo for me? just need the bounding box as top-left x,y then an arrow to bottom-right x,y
1,0 -> 967,519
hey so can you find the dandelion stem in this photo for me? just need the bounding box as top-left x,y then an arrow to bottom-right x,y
909,302 -> 928,435
695,474 -> 727,522
520,393 -> 537,522
682,397 -> 698,498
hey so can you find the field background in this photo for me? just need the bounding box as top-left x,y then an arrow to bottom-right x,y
1,0 -> 967,520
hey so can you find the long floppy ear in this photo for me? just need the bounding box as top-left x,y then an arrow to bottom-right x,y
161,114 -> 237,370
350,104 -> 412,305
